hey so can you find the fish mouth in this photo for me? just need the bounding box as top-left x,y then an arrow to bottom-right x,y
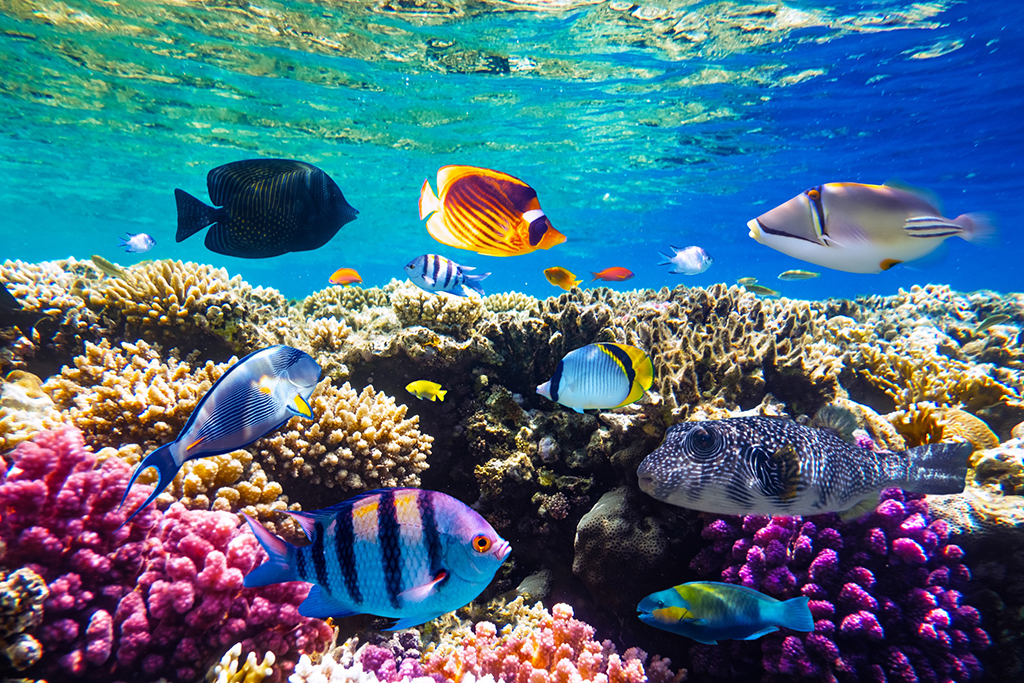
638,473 -> 657,494
492,539 -> 512,562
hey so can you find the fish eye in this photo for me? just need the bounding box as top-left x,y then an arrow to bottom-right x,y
472,534 -> 492,553
685,426 -> 722,460
804,188 -> 820,200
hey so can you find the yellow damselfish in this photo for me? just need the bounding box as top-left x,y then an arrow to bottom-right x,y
406,380 -> 447,402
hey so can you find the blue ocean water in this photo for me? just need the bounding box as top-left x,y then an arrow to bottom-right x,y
1,0 -> 1021,301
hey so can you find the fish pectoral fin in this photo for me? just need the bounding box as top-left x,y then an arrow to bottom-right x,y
838,494 -> 881,522
384,613 -> 445,631
298,586 -> 358,620
399,570 -> 449,605
740,626 -> 779,640
769,444 -> 802,501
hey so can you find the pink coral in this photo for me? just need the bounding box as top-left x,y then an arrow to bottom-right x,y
423,603 -> 683,683
0,427 -> 332,682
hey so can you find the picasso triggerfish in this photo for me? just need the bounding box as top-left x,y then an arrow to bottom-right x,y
175,158 -> 359,258
243,487 -> 511,629
638,582 -> 814,644
419,165 -> 566,257
536,342 -> 654,413
117,345 -> 321,528
747,182 -> 994,274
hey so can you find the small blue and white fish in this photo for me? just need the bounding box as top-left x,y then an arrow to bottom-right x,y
404,254 -> 490,297
536,342 -> 654,413
243,487 -> 511,629
118,232 -> 156,253
658,245 -> 713,275
117,345 -> 320,528
638,582 -> 814,644
748,182 -> 995,273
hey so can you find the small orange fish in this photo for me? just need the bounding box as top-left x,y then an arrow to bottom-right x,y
591,267 -> 634,283
419,165 -> 566,257
329,267 -> 362,286
544,267 -> 582,291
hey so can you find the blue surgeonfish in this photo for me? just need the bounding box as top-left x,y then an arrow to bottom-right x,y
536,342 -> 654,413
117,345 -> 321,528
243,487 -> 511,629
404,254 -> 490,296
747,182 -> 994,274
638,581 -> 814,644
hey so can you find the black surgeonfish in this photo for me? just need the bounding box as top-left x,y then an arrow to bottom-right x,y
0,281 -> 53,339
175,159 -> 359,258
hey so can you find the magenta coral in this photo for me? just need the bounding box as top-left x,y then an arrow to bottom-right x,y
0,427 -> 333,682
422,603 -> 684,683
687,489 -> 988,682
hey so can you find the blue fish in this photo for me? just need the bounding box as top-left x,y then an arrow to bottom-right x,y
638,581 -> 814,644
118,232 -> 156,253
404,254 -> 490,297
243,487 -> 511,630
117,345 -> 321,528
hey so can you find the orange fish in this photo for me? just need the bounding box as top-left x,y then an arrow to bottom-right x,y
544,267 -> 582,291
419,165 -> 566,257
329,267 -> 362,286
590,267 -> 634,283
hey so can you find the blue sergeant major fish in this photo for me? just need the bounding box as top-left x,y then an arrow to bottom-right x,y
404,254 -> 490,297
243,487 -> 511,630
636,405 -> 972,518
175,158 -> 359,259
117,345 -> 321,528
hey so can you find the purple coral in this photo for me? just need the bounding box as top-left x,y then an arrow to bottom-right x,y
0,427 -> 333,682
688,489 -> 988,682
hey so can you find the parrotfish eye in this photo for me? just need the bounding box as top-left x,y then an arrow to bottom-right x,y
472,534 -> 493,553
685,426 -> 722,460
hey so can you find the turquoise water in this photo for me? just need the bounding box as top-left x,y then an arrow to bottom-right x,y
1,0 -> 1021,300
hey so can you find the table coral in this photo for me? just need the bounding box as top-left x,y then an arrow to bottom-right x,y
0,426 -> 333,683
686,489 -> 990,682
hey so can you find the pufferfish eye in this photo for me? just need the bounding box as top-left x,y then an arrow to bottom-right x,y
472,534 -> 493,553
685,426 -> 722,460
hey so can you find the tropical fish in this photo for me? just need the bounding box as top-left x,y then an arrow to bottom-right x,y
118,232 -> 156,253
636,407 -> 973,518
747,182 -> 995,274
544,267 -> 582,291
242,487 -> 511,629
777,269 -> 819,281
638,582 -> 814,645
405,254 -> 490,297
117,345 -> 321,528
175,159 -> 358,258
744,284 -> 780,298
329,267 -> 362,286
737,277 -> 758,285
406,380 -> 446,402
90,255 -> 128,279
418,165 -> 566,257
537,342 -> 653,414
974,314 -> 1012,333
658,246 -> 712,275
0,281 -> 52,339
591,267 -> 635,283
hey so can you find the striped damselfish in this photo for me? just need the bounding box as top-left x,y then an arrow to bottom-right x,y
404,254 -> 490,297
638,581 -> 814,644
536,342 -> 654,413
243,487 -> 511,629
117,345 -> 321,528
419,165 -> 566,257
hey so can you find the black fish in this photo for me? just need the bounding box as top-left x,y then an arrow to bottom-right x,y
0,281 -> 53,339
175,159 -> 359,258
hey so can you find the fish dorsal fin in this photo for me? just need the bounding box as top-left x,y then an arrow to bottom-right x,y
810,403 -> 859,442
207,159 -> 314,206
883,179 -> 943,213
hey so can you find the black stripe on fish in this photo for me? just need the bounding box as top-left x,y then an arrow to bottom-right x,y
443,257 -> 454,289
417,490 -> 444,577
311,520 -> 331,589
431,255 -> 441,284
600,343 -> 636,387
807,186 -> 827,238
296,545 -> 309,581
549,360 -> 563,402
378,489 -> 403,608
757,218 -> 821,245
335,507 -> 361,603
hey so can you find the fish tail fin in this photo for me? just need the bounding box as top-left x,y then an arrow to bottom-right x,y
657,252 -> 672,265
461,271 -> 490,296
777,596 -> 814,633
242,512 -> 297,588
419,179 -> 440,220
117,234 -> 130,247
899,441 -> 973,495
437,389 -> 447,402
590,272 -> 601,282
954,212 -> 997,245
116,443 -> 179,530
174,189 -> 216,243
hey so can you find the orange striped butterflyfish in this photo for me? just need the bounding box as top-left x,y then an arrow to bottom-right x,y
418,165 -> 566,257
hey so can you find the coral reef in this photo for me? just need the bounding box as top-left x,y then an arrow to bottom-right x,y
206,642 -> 276,683
0,370 -> 65,451
290,633 -> 432,683
687,489 -> 989,682
0,568 -> 48,672
0,427 -> 333,682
